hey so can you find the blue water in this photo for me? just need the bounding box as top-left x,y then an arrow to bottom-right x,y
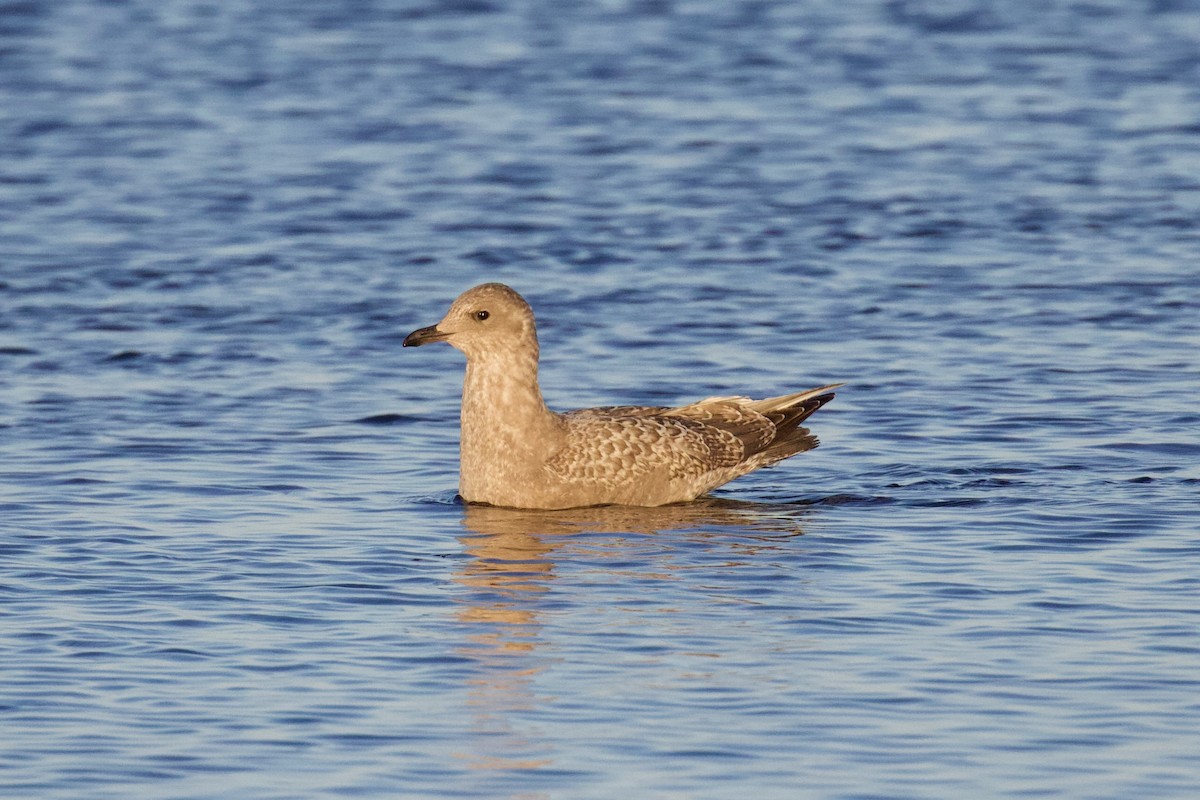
3,1 -> 1200,798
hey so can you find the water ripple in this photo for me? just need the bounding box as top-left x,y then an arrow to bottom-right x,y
3,1 -> 1199,798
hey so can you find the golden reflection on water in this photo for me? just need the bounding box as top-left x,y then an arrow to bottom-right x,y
450,499 -> 811,780
461,498 -> 812,538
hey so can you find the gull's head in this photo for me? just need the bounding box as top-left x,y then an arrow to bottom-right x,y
403,283 -> 537,358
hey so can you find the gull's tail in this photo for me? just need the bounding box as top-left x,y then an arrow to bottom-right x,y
749,383 -> 842,464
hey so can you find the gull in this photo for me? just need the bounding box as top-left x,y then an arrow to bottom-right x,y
403,283 -> 839,509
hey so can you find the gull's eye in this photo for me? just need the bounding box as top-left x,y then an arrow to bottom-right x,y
474,310 -> 490,321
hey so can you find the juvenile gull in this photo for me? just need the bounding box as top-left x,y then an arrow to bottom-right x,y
403,283 -> 840,510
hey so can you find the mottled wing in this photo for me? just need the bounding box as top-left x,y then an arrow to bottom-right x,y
664,397 -> 777,455
565,405 -> 668,419
547,412 -> 744,485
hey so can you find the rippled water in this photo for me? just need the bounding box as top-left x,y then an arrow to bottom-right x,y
3,1 -> 1200,798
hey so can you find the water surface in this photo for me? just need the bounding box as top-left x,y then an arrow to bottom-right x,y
2,1 -> 1199,798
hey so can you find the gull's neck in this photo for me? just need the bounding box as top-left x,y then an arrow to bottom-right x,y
458,341 -> 564,498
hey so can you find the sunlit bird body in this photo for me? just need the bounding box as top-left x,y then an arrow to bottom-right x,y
404,283 -> 839,509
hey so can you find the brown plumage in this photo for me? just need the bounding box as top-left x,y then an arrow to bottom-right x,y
403,283 -> 840,509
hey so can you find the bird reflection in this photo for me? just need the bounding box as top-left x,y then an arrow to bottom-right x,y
462,495 -> 814,537
451,497 -> 812,779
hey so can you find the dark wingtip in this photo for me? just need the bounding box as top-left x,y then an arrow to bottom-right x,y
788,392 -> 837,426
